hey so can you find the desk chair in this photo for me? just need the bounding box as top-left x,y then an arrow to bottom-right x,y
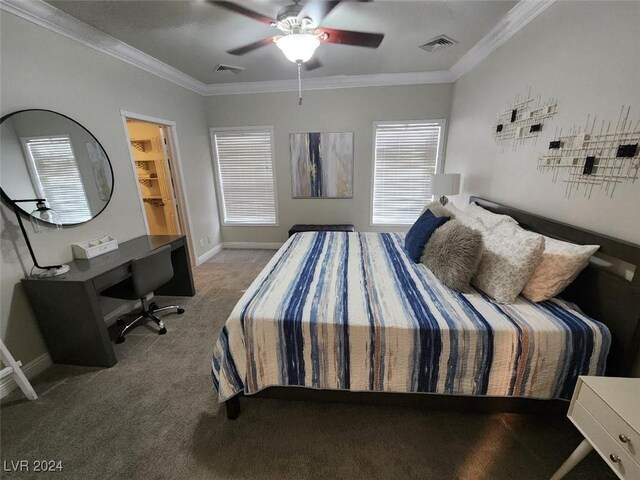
102,245 -> 184,344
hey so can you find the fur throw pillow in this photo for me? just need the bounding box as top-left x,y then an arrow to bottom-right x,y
421,220 -> 484,292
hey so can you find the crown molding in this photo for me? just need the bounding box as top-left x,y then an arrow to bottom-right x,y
449,0 -> 556,81
1,0 -> 555,96
201,70 -> 454,96
0,0 -> 209,95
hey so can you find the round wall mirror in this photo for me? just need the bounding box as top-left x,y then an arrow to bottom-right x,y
0,109 -> 114,226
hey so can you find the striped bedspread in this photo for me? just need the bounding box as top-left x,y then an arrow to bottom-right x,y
211,232 -> 610,402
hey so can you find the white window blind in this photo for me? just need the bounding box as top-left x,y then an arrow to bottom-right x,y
212,128 -> 277,225
371,121 -> 443,225
23,135 -> 92,224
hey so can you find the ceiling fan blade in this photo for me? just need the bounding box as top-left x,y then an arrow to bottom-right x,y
227,37 -> 275,56
318,28 -> 384,48
304,58 -> 323,71
208,1 -> 275,25
298,0 -> 373,25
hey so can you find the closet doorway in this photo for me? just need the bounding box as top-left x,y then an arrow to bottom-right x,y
121,111 -> 194,263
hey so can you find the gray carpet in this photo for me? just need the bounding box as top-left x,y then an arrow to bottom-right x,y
1,249 -> 614,480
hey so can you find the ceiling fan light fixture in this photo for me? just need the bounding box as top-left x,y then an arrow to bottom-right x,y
275,34 -> 320,63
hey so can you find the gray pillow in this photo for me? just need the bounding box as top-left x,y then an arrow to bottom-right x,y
420,220 -> 484,292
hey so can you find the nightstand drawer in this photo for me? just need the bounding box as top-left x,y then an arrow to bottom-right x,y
577,382 -> 639,463
571,401 -> 640,479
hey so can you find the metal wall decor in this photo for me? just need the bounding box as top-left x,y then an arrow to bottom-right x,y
538,106 -> 639,198
493,87 -> 558,151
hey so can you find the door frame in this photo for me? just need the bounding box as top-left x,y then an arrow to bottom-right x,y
158,126 -> 182,235
120,109 -> 196,266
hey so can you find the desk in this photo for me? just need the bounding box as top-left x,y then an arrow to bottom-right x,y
21,235 -> 195,368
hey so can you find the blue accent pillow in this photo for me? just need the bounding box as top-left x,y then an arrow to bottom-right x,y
404,210 -> 450,262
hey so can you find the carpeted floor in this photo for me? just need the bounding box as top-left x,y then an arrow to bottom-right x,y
1,249 -> 614,480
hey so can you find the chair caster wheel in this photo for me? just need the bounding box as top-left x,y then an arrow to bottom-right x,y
116,336 -> 125,344
149,302 -> 158,311
158,327 -> 167,335
177,308 -> 185,314
116,318 -> 125,326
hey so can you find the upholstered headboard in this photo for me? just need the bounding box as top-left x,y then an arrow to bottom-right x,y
469,196 -> 640,377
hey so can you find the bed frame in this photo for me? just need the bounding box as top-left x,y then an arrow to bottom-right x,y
224,197 -> 640,419
470,196 -> 640,378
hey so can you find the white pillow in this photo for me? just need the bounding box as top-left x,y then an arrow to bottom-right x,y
472,223 -> 545,303
422,201 -> 486,232
443,203 -> 486,232
522,237 -> 599,302
443,202 -> 465,218
465,202 -> 518,229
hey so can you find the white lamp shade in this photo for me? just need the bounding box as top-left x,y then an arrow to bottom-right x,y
431,173 -> 461,196
275,34 -> 320,63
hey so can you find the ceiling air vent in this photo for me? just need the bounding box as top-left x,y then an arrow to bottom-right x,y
214,64 -> 245,75
419,35 -> 458,53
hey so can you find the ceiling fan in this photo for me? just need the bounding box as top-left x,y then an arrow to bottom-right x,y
210,0 -> 385,71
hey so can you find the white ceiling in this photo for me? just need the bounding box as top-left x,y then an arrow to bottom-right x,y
46,0 -> 517,85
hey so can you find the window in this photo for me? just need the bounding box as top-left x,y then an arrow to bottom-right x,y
22,135 -> 92,224
371,120 -> 444,225
211,127 -> 277,225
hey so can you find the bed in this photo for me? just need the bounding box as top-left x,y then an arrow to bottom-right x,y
211,198 -> 640,419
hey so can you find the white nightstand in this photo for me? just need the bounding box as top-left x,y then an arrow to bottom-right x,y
550,376 -> 640,480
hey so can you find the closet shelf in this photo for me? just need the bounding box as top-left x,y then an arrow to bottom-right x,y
134,160 -> 163,171
138,177 -> 158,188
143,197 -> 165,207
134,159 -> 163,163
130,139 -> 152,153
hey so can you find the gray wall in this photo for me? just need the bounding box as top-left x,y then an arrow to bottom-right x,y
0,11 -> 221,366
206,83 -> 453,243
446,1 -> 640,244
445,1 -> 640,376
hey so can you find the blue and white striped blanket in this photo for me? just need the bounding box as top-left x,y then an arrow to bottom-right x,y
211,232 -> 610,402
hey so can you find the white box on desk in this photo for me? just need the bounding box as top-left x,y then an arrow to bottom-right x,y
72,235 -> 118,259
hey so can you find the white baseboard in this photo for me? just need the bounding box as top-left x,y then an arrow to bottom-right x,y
222,242 -> 283,250
0,352 -> 52,399
196,243 -> 223,265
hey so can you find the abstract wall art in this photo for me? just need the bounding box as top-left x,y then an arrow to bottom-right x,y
493,87 -> 558,151
538,106 -> 639,198
290,132 -> 354,198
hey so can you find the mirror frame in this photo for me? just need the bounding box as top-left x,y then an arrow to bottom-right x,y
0,109 -> 114,227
